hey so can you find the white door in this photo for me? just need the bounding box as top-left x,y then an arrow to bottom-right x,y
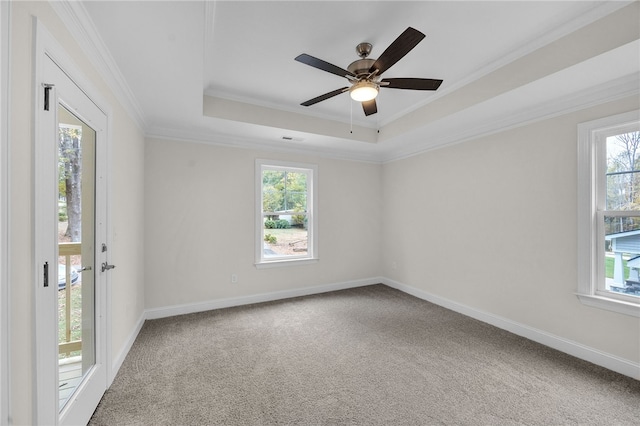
35,39 -> 111,425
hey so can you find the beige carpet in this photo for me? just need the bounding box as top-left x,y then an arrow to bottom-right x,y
89,284 -> 640,425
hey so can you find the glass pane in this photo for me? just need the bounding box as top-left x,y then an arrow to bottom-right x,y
262,170 -> 307,213
604,215 -> 640,298
604,215 -> 640,236
606,132 -> 640,211
58,105 -> 96,410
262,214 -> 308,258
262,170 -> 285,212
284,172 -> 307,213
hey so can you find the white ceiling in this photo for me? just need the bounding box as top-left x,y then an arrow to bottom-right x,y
72,1 -> 639,162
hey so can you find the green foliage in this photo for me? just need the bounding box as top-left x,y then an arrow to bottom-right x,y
289,201 -> 308,227
264,218 -> 290,229
264,234 -> 277,244
605,256 -> 630,280
275,219 -> 291,229
59,202 -> 67,222
262,169 -> 308,213
292,214 -> 306,228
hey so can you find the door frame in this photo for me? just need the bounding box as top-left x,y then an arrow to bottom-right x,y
33,18 -> 113,425
0,1 -> 11,424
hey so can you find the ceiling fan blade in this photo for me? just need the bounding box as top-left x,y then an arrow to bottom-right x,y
301,87 -> 349,107
295,54 -> 356,79
381,78 -> 443,90
362,99 -> 377,116
368,27 -> 425,76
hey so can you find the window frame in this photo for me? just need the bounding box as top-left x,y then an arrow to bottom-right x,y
255,159 -> 318,268
577,110 -> 640,317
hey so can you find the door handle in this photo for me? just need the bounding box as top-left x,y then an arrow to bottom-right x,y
78,266 -> 92,272
101,262 -> 116,272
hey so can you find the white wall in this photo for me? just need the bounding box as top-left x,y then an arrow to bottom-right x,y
382,95 -> 640,367
144,137 -> 383,310
8,2 -> 145,424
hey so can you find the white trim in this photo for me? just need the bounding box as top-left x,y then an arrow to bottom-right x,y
43,0 -> 636,166
577,110 -> 640,316
33,19 -> 59,425
49,0 -> 146,131
110,312 -> 145,386
383,73 -> 640,164
147,128 -> 384,164
145,277 -> 380,320
34,18 -> 113,426
576,294 -> 640,318
0,1 -> 10,424
383,278 -> 640,380
378,1 -> 635,128
152,72 -> 640,166
255,258 -> 319,269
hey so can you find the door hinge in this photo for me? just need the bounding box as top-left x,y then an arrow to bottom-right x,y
42,83 -> 54,111
43,261 -> 49,287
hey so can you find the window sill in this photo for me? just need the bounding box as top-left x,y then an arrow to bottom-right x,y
255,258 -> 319,269
576,293 -> 640,317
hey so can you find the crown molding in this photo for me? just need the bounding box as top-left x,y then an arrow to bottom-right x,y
50,0 -> 147,131
149,73 -> 640,165
381,73 -> 640,164
146,125 -> 384,164
378,0 -> 635,128
52,0 -> 636,166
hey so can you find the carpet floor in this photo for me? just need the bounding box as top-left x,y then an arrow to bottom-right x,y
89,284 -> 640,425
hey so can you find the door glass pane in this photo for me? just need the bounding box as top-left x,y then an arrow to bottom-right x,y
57,105 -> 96,411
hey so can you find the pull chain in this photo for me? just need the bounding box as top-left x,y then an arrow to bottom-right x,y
350,99 -> 353,134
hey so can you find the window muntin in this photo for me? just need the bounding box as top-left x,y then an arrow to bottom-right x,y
578,111 -> 640,316
256,160 -> 317,266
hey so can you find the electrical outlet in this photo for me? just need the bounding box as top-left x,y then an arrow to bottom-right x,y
231,274 -> 238,283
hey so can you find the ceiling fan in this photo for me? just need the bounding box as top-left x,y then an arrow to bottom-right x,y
295,27 -> 443,117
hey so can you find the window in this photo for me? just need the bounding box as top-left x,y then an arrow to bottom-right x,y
255,159 -> 318,267
577,110 -> 640,317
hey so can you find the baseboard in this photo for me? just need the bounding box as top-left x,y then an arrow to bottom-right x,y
109,311 -> 145,386
383,278 -> 640,380
144,277 -> 383,320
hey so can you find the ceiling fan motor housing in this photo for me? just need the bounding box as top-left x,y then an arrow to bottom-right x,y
348,58 -> 376,78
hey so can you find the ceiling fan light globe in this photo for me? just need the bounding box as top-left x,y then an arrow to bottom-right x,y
349,81 -> 379,102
